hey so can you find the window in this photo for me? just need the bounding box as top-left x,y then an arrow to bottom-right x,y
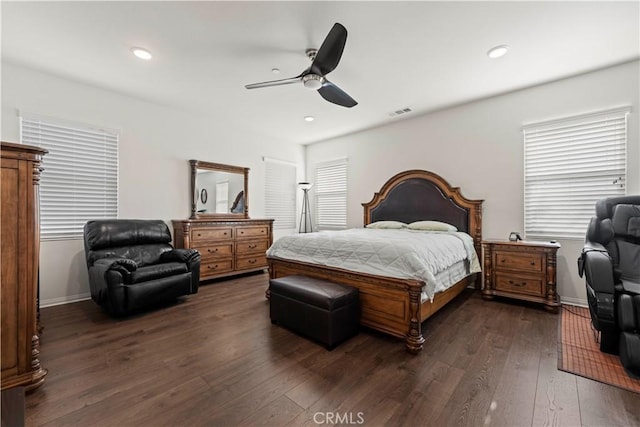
523,107 -> 629,239
315,159 -> 347,230
20,114 -> 118,240
264,158 -> 296,230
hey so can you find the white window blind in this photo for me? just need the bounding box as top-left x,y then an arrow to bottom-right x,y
264,158 -> 296,230
215,181 -> 229,214
523,107 -> 629,239
20,115 -> 119,240
315,159 -> 347,230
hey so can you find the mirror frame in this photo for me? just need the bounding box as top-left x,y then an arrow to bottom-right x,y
190,160 -> 249,219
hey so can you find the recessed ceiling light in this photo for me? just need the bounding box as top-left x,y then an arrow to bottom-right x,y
487,45 -> 509,59
304,116 -> 315,122
131,47 -> 152,60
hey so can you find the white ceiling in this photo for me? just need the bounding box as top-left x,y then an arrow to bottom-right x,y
2,1 -> 639,145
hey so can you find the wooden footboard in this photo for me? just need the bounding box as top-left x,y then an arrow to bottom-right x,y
268,257 -> 477,353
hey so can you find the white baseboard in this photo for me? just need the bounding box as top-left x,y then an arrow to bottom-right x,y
41,293 -> 91,308
560,296 -> 588,308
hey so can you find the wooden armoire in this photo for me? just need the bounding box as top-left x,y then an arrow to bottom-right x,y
1,141 -> 48,391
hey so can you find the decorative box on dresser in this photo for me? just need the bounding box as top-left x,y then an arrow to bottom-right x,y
172,219 -> 273,281
481,239 -> 561,312
1,142 -> 48,391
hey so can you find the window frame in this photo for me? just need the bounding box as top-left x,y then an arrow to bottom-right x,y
522,107 -> 629,240
20,113 -> 119,241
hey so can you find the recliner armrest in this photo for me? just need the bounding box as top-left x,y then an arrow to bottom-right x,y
160,249 -> 201,294
93,257 -> 138,278
160,248 -> 200,265
582,247 -> 616,293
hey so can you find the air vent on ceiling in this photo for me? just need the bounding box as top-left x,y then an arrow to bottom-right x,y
388,107 -> 412,117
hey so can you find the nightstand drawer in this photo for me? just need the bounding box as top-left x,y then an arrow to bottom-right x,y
495,273 -> 543,297
192,227 -> 232,242
494,251 -> 543,273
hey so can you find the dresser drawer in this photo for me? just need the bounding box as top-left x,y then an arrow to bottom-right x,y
236,239 -> 269,255
194,243 -> 233,260
191,227 -> 232,242
493,251 -> 543,273
494,273 -> 543,297
201,260 -> 234,276
236,226 -> 269,239
236,255 -> 267,270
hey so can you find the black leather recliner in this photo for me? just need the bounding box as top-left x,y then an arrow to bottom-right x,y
578,196 -> 640,376
84,219 -> 200,316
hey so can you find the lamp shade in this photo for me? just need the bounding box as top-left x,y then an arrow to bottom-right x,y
298,182 -> 313,190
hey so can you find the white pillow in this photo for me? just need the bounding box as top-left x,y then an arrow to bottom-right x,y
407,220 -> 458,232
365,220 -> 407,229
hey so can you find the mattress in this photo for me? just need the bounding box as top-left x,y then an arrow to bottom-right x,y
266,228 -> 481,301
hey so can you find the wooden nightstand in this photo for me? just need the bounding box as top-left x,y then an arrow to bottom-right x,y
481,239 -> 561,312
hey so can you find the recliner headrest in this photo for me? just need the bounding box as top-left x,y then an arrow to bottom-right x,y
612,204 -> 640,239
586,216 -> 614,245
84,220 -> 172,251
595,195 -> 640,219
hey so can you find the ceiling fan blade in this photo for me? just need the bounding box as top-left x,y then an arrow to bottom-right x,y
318,80 -> 357,108
245,75 -> 302,89
310,23 -> 347,76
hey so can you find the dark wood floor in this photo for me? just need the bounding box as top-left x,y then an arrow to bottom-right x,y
24,273 -> 640,427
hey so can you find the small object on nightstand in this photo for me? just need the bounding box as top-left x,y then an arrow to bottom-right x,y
508,231 -> 522,241
482,239 -> 561,312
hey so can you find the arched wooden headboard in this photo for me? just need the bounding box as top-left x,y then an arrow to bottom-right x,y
362,170 -> 483,255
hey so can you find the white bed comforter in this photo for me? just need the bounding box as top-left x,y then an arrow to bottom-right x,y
266,228 -> 481,301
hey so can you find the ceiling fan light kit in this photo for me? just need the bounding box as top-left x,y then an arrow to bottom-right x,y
244,23 -> 357,108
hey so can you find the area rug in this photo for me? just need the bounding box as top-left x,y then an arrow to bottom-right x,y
558,305 -> 640,394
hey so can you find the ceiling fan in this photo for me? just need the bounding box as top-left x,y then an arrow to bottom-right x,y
244,23 -> 357,108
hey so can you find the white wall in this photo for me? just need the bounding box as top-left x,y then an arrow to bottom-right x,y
306,60 -> 640,306
1,62 -> 305,306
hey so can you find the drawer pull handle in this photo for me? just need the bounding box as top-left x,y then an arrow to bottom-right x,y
530,261 -> 535,266
509,280 -> 526,287
248,259 -> 257,264
208,248 -> 218,253
248,244 -> 257,249
197,233 -> 201,237
224,232 -> 228,235
208,265 -> 218,270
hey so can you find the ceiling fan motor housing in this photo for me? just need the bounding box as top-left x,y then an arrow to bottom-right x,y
302,74 -> 323,89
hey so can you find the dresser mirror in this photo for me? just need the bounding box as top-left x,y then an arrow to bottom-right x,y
190,160 -> 249,219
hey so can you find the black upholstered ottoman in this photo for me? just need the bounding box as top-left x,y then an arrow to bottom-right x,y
269,275 -> 359,349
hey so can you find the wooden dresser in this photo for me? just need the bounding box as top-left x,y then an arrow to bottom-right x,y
172,219 -> 273,281
481,239 -> 561,312
1,142 -> 48,391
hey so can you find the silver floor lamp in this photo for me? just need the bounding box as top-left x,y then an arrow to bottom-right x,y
298,182 -> 313,233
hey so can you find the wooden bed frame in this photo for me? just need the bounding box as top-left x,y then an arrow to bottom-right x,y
267,170 -> 483,353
